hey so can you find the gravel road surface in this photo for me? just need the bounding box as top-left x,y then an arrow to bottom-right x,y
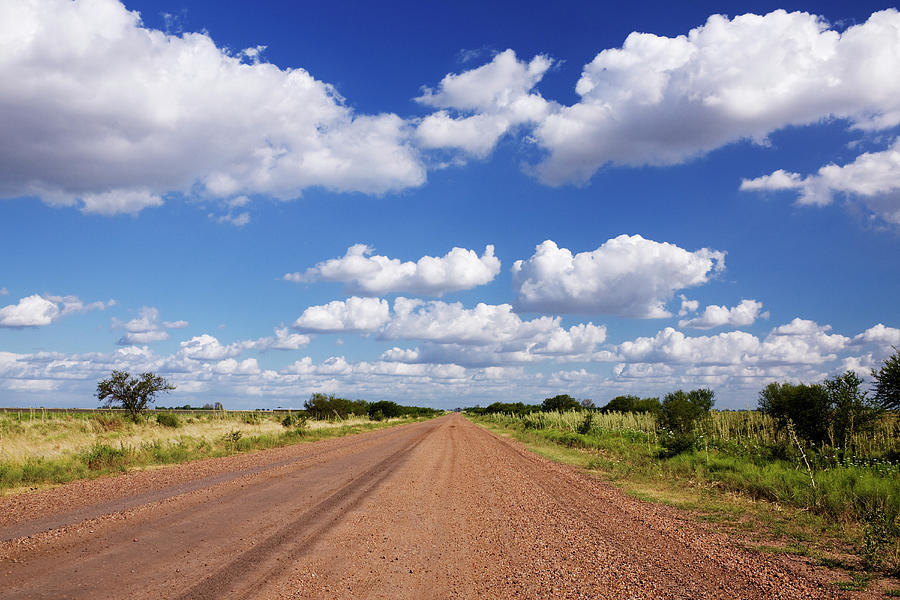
0,413 -> 843,599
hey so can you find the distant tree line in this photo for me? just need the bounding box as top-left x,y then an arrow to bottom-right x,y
301,393 -> 441,421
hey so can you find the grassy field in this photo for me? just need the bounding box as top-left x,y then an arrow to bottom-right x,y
471,409 -> 900,590
0,409 -> 430,493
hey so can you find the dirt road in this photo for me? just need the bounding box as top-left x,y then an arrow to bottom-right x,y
1,414 -> 841,599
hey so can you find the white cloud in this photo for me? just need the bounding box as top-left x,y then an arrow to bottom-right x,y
179,334 -> 245,361
286,244 -> 500,296
678,299 -> 769,329
0,0 -> 425,215
415,50 -> 554,157
6,379 -> 59,392
0,288 -> 8,296
854,323 -> 900,346
214,358 -> 260,375
616,318 -> 849,367
375,298 -> 606,366
617,327 -> 760,366
531,9 -> 900,185
511,236 -> 725,317
293,297 -> 391,333
0,293 -> 111,328
213,211 -> 251,227
251,326 -> 311,351
741,138 -> 900,224
113,306 -> 187,345
677,295 -> 699,317
0,295 -> 60,327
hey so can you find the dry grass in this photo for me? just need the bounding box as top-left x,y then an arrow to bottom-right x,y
0,412 -> 374,466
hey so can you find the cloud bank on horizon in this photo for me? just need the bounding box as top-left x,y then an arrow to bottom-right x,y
1,0 -> 898,409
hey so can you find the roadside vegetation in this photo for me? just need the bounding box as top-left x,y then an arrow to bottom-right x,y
468,350 -> 900,586
0,393 -> 441,493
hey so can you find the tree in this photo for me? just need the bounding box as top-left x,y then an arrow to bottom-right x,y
368,400 -> 402,420
659,388 -> 714,433
541,394 -> 580,412
96,370 -> 175,421
824,370 -> 881,445
657,388 -> 715,456
600,395 -> 661,415
758,381 -> 830,445
872,347 -> 900,410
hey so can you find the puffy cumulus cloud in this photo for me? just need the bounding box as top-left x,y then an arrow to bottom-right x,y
415,50 -> 554,157
0,294 -> 112,327
854,323 -> 900,346
0,295 -> 59,327
512,236 -> 725,317
214,358 -> 261,376
741,138 -> 900,224
179,334 -> 246,361
531,9 -> 900,185
618,327 -> 759,366
380,298 -> 606,359
250,326 -> 311,351
616,318 -> 849,367
677,295 -> 700,317
757,319 -> 849,365
383,298 -> 558,345
0,0 -> 425,215
293,297 -> 391,333
112,306 -> 188,345
678,299 -> 769,330
286,244 -> 500,296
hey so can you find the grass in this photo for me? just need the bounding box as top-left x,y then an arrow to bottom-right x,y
471,409 -> 900,581
0,410 -> 431,493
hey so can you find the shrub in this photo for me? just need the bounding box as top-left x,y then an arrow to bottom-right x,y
576,412 -> 594,435
658,388 -> 715,455
82,444 -> 130,470
156,413 -> 180,428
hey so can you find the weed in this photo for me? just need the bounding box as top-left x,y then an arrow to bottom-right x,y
863,506 -> 897,571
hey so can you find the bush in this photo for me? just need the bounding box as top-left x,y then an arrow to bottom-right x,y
576,413 -> 594,435
82,444 -> 130,470
156,413 -> 180,428
658,388 -> 715,455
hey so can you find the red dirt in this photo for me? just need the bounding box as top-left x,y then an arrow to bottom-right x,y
0,414 -> 846,598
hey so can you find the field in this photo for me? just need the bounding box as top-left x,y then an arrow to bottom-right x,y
0,408 -> 427,493
472,409 -> 900,587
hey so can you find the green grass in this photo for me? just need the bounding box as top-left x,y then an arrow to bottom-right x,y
471,410 -> 900,576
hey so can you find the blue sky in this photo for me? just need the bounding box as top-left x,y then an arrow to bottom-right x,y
1,0 -> 899,409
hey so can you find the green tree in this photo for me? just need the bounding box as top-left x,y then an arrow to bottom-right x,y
96,370 -> 175,422
541,394 -> 580,412
600,395 -> 661,415
657,388 -> 715,456
825,370 -> 881,446
758,381 -> 830,445
659,388 -> 715,434
368,400 -> 402,420
872,347 -> 900,410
